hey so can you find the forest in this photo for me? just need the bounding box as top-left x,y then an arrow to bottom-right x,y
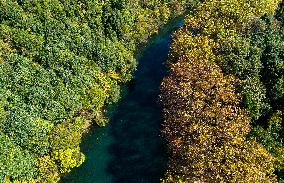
0,0 -> 195,182
1,0 -> 284,182
160,0 -> 284,182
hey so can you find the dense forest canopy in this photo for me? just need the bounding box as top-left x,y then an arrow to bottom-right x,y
0,0 -> 197,182
160,0 -> 284,182
1,0 -> 284,182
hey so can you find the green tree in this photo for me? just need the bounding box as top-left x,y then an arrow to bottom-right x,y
0,134 -> 37,181
0,0 -> 197,181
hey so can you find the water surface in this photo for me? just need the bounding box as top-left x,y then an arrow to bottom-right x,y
62,20 -> 182,183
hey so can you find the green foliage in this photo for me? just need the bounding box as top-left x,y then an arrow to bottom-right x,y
272,76 -> 284,101
256,17 -> 284,109
249,111 -> 284,171
0,134 -> 37,181
49,117 -> 84,151
0,0 -> 196,181
218,12 -> 284,120
219,34 -> 271,119
2,108 -> 53,155
211,10 -> 284,179
41,117 -> 86,176
276,1 -> 284,23
223,14 -> 284,179
169,0 -> 282,121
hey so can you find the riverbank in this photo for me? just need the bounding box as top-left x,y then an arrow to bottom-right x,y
61,18 -> 183,183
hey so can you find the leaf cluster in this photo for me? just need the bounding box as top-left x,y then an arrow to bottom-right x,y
0,0 -> 196,182
160,0 -> 282,182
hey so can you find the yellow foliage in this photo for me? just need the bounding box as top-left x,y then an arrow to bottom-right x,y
51,147 -> 85,174
160,0 -> 281,181
4,177 -> 38,183
36,155 -> 60,183
108,70 -> 120,80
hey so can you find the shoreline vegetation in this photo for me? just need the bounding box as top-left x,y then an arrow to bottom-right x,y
0,0 -> 197,182
1,0 -> 284,182
160,0 -> 284,182
61,16 -> 184,183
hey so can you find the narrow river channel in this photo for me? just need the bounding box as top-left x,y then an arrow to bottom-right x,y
61,19 -> 183,183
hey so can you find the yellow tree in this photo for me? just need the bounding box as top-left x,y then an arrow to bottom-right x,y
160,1 -> 281,181
160,55 -> 277,182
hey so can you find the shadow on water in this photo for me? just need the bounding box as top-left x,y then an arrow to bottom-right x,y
61,19 -> 183,183
106,31 -> 174,183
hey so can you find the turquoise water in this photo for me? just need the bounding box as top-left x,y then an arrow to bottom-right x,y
61,20 -> 182,183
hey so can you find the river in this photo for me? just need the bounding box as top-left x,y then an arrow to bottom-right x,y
61,19 -> 182,183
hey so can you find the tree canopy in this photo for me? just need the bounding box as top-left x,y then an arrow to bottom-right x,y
160,0 -> 284,182
0,0 -> 196,182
